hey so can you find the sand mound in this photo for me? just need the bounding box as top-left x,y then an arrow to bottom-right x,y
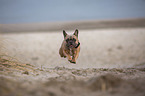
1,71 -> 145,96
0,58 -> 144,96
87,74 -> 123,91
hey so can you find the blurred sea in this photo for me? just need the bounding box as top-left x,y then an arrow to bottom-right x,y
0,0 -> 145,24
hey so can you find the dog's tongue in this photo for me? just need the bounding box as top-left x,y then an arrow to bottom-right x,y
70,45 -> 73,48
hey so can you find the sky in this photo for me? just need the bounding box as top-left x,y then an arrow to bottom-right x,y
0,0 -> 145,24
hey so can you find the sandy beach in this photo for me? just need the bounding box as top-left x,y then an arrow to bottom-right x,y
0,19 -> 145,96
1,28 -> 145,68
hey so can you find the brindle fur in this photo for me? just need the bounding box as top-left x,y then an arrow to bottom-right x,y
59,29 -> 80,64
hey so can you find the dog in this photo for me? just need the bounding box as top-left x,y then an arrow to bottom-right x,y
59,29 -> 80,64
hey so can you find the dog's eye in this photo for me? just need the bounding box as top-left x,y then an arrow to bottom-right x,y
66,39 -> 69,42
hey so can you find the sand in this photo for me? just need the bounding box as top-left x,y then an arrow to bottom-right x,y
1,28 -> 145,68
0,27 -> 145,96
0,62 -> 145,96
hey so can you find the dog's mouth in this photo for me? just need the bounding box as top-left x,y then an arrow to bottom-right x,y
67,42 -> 80,49
69,45 -> 74,48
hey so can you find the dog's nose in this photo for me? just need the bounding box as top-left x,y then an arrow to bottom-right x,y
70,42 -> 73,45
69,40 -> 73,44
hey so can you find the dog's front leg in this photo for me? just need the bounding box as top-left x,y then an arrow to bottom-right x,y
63,50 -> 72,62
71,50 -> 79,64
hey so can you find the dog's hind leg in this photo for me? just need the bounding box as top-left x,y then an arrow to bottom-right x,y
59,48 -> 65,57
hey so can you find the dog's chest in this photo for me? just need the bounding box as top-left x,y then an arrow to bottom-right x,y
69,48 -> 74,56
69,49 -> 73,56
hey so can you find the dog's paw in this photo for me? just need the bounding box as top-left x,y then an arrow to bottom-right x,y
68,59 -> 72,62
69,60 -> 76,64
70,59 -> 76,64
71,61 -> 76,64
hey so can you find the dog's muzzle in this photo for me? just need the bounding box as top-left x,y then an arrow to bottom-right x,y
67,42 -> 80,49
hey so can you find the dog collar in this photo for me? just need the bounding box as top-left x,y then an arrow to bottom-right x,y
75,42 -> 80,48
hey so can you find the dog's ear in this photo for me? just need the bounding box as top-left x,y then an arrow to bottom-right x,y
63,30 -> 68,38
73,29 -> 79,37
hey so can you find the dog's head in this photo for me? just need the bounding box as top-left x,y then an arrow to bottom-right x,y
63,29 -> 80,49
